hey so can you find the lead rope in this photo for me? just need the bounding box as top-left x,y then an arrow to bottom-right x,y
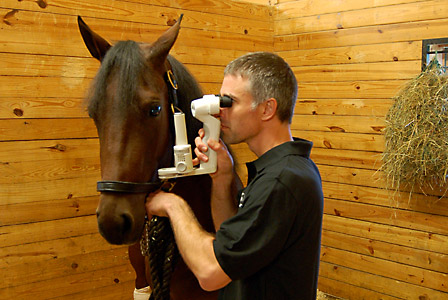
140,182 -> 179,300
140,66 -> 180,300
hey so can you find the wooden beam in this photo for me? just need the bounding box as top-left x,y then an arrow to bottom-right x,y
279,41 -> 422,66
323,214 -> 448,255
276,0 -> 448,35
275,18 -> 448,51
322,229 -> 448,274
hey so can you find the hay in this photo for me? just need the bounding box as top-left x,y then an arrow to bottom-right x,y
381,59 -> 448,198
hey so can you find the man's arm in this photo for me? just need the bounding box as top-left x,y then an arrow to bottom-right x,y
146,192 -> 231,291
206,139 -> 241,230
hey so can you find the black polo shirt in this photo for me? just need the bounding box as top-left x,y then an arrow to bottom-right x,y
213,138 -> 323,300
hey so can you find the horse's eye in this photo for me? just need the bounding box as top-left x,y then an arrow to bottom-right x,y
149,105 -> 162,117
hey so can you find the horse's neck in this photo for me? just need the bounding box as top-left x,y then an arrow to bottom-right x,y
172,175 -> 215,233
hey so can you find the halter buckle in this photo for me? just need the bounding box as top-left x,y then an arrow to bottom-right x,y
166,69 -> 178,90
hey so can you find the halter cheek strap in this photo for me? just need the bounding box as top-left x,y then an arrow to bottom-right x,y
96,63 -> 179,194
165,69 -> 179,113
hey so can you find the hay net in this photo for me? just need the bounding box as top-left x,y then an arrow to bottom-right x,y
382,59 -> 448,195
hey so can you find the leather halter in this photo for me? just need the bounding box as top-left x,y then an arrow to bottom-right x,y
97,180 -> 163,194
96,62 -> 178,194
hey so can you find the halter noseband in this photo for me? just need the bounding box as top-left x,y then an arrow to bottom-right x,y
97,180 -> 164,194
96,62 -> 179,194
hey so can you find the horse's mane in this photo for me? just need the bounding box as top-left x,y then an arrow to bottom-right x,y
86,40 -> 204,146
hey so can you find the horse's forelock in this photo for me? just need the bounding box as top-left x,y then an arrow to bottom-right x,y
86,43 -> 204,147
87,40 -> 144,118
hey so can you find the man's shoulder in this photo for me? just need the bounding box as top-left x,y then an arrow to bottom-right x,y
264,152 -> 317,178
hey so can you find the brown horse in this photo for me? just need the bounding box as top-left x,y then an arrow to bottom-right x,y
78,16 -> 217,300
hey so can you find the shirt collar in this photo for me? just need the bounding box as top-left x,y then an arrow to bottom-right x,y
246,138 -> 313,183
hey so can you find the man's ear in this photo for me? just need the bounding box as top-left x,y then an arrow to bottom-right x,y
261,98 -> 278,121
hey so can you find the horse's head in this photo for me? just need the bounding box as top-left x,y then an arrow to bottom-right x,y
78,16 -> 184,245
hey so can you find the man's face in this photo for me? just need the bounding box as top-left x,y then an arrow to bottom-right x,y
219,74 -> 262,145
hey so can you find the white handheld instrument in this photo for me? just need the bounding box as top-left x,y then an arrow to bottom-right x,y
158,94 -> 232,179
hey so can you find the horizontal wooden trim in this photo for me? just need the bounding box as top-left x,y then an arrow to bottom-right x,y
320,260 -> 447,299
291,114 -> 386,134
275,0 -> 448,35
233,147 -> 448,213
62,279 -> 135,300
279,41 -> 422,66
171,46 -> 247,66
320,163 -> 448,196
311,147 -> 382,169
324,198 -> 448,236
319,162 -> 448,197
0,74 -> 221,102
318,163 -> 384,188
126,0 -> 273,20
0,196 -> 98,226
199,82 -> 222,94
1,175 -> 99,205
0,97 -> 88,119
0,215 -> 98,248
275,18 -> 448,51
0,233 -> 115,268
0,52 -> 226,82
0,9 -> 272,57
293,60 -> 420,82
3,0 -> 272,34
323,214 -> 448,255
318,275 -> 399,300
322,229 -> 448,274
294,98 -> 393,117
1,156 -> 100,184
4,0 -> 272,22
0,118 -> 97,141
0,76 -> 91,99
275,0 -> 421,20
2,247 -> 129,289
322,181 -> 448,217
321,245 -> 448,293
297,80 -> 406,99
293,130 -> 385,152
0,52 -> 99,78
0,263 -> 134,299
0,139 -> 99,163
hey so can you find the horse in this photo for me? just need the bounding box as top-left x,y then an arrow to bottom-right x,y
77,15 -> 218,300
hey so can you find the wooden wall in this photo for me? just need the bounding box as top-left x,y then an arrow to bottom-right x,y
3,0 -> 448,299
273,0 -> 448,299
0,0 -> 272,299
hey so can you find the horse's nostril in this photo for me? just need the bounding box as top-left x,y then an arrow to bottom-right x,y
121,213 -> 133,235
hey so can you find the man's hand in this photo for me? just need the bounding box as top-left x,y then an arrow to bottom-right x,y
145,188 -> 232,292
193,129 -> 240,230
146,190 -> 181,218
193,129 -> 234,182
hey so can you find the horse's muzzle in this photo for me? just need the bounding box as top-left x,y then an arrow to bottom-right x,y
96,193 -> 147,245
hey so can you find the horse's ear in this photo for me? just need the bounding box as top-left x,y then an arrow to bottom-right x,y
77,16 -> 111,62
147,14 -> 184,68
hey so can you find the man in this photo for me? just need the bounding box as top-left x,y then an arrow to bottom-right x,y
146,52 -> 323,299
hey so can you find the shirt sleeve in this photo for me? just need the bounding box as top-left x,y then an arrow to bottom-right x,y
213,177 -> 299,280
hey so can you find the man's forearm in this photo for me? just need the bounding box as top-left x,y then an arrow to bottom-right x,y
165,196 -> 231,291
210,172 -> 242,230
